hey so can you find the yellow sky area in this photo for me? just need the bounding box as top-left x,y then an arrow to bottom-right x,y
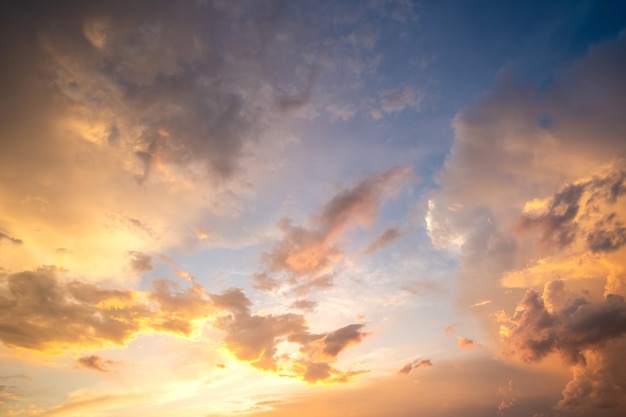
14,345 -> 314,417
0,113 -> 246,282
501,252 -> 612,288
242,358 -> 570,417
502,163 -> 626,296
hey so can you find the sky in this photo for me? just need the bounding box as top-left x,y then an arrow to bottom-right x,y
1,0 -> 626,416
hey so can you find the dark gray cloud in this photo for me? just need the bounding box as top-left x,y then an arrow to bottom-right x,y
586,214 -> 626,253
517,184 -> 584,249
503,289 -> 626,364
502,283 -> 626,410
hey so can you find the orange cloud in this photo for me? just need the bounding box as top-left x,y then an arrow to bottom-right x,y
0,267 -> 214,353
457,336 -> 475,350
256,167 -> 413,295
500,282 -> 626,408
210,289 -> 369,383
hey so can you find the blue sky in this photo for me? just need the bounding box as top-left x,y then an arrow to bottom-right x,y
1,1 -> 626,416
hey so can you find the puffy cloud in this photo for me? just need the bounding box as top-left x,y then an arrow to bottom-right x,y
502,163 -> 626,292
76,355 -> 120,373
425,33 -> 626,412
500,282 -> 626,408
558,338 -> 626,410
502,287 -> 626,365
0,266 -> 369,384
0,267 -> 213,352
257,167 -> 413,294
458,337 -> 475,350
211,289 -> 369,383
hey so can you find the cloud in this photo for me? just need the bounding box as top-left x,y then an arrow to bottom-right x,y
0,267 -> 214,352
502,163 -> 626,292
0,266 -> 368,384
0,232 -> 22,246
308,324 -> 369,359
424,33 -> 626,412
0,0 -> 322,280
210,289 -> 369,383
290,299 -> 318,312
361,226 -> 405,254
257,167 -> 413,294
558,338 -> 626,410
458,337 -> 475,350
500,282 -> 626,409
127,251 -> 153,274
444,324 -> 458,334
497,380 -> 518,413
502,286 -> 626,365
376,85 -> 424,116
397,358 -> 432,375
76,355 -> 120,373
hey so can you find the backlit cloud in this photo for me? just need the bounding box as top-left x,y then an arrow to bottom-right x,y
0,267 -> 215,352
500,282 -> 626,408
211,289 -> 369,384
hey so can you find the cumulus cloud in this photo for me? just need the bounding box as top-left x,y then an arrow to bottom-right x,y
0,266 -> 369,384
500,282 -> 626,408
211,289 -> 369,383
501,286 -> 626,365
425,32 -> 626,412
503,163 -> 626,293
397,358 -> 432,375
256,167 -> 413,294
0,267 -> 213,352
